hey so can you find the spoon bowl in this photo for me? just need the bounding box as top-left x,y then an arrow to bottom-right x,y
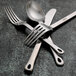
26,1 -> 45,22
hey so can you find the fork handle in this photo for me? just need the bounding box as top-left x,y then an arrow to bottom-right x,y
51,11 -> 76,29
25,42 -> 42,71
51,48 -> 64,65
23,22 -> 33,30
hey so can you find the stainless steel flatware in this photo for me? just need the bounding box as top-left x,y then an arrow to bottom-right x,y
4,6 -> 33,31
4,6 -> 76,53
4,6 -> 64,54
24,1 -> 76,46
25,1 -> 64,54
25,9 -> 64,71
4,6 -> 64,71
4,6 -> 76,71
25,1 -> 64,71
25,11 -> 76,46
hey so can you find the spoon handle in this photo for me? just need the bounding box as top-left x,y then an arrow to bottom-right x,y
51,11 -> 76,29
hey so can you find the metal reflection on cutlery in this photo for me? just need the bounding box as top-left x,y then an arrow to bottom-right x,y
4,6 -> 64,71
25,1 -> 64,54
4,6 -> 76,71
4,6 -> 76,53
28,11 -> 76,46
25,9 -> 64,71
25,3 -> 76,46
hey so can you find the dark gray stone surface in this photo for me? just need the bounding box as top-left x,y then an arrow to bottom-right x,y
0,0 -> 76,76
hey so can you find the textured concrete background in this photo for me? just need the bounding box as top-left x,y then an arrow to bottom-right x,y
0,0 -> 76,76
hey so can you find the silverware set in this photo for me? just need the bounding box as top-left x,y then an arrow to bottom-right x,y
4,1 -> 76,72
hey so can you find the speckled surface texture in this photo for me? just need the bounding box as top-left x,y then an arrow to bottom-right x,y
0,0 -> 76,76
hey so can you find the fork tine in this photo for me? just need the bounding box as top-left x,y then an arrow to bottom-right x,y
4,6 -> 21,24
4,7 -> 16,24
26,27 -> 44,45
25,26 -> 43,45
7,6 -> 19,22
24,25 -> 40,44
8,6 -> 21,21
29,30 -> 46,46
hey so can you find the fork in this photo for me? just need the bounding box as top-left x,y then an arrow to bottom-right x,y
4,6 -> 33,31
24,11 -> 76,46
4,6 -> 64,70
4,6 -> 64,54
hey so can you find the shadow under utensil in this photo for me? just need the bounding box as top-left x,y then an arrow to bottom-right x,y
25,18 -> 38,35
24,69 -> 33,75
26,18 -> 38,27
13,18 -> 37,35
14,25 -> 26,34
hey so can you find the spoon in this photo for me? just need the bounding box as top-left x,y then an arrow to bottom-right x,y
25,1 -> 64,71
